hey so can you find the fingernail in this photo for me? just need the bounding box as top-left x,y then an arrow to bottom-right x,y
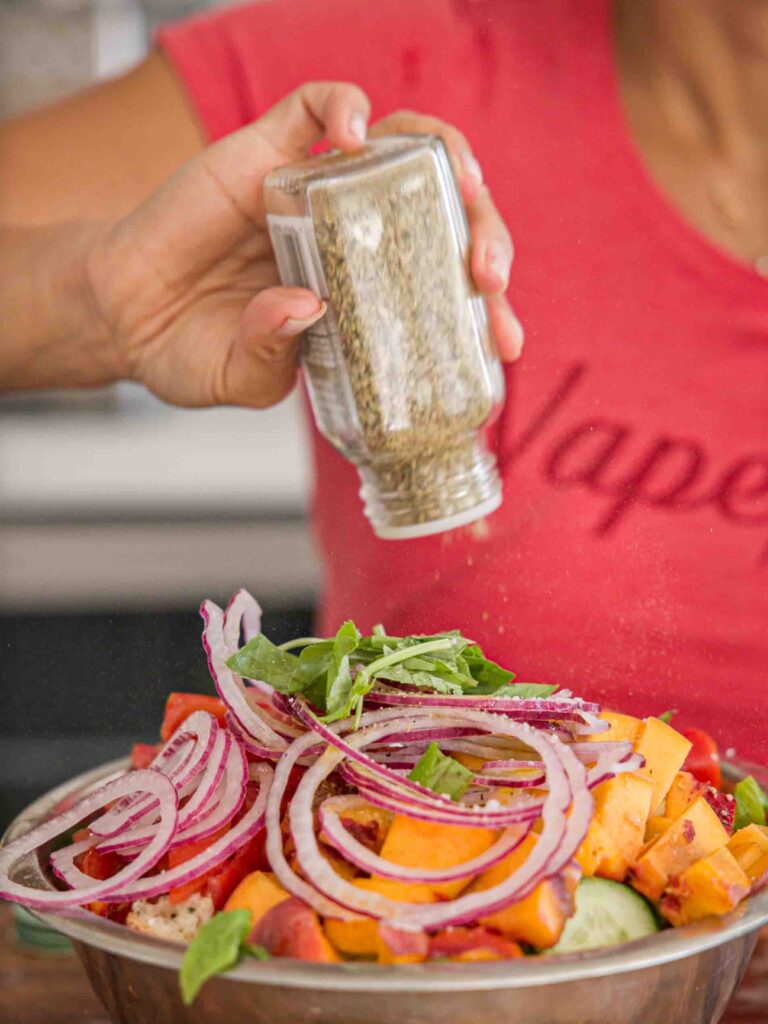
276,303 -> 326,337
349,111 -> 368,144
485,241 -> 512,287
461,150 -> 483,185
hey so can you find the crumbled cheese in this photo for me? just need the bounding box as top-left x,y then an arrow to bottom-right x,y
126,893 -> 214,944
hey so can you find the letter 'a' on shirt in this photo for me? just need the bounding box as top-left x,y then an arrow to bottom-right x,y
157,0 -> 768,764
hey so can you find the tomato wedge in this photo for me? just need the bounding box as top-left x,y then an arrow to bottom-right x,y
160,692 -> 227,741
130,742 -> 160,769
680,726 -> 722,789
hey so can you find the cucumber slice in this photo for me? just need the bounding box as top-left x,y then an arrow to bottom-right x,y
550,877 -> 659,954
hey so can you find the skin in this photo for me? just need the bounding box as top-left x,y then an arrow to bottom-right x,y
0,73 -> 520,408
1,1 -> 767,407
616,0 -> 768,264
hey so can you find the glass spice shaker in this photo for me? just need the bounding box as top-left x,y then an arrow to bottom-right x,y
264,135 -> 506,539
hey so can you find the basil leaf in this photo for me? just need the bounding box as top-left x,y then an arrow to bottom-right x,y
658,709 -> 677,725
408,742 -> 473,801
293,640 -> 334,696
374,662 -> 464,694
243,943 -> 270,961
325,621 -> 362,720
180,910 -> 251,1005
227,635 -> 299,692
734,776 -> 768,831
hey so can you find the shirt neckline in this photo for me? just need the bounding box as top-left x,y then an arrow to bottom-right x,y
585,0 -> 768,304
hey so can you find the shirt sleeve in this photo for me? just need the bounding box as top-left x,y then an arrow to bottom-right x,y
155,0 -> 474,143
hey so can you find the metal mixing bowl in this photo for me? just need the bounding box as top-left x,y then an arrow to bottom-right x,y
4,758 -> 768,1024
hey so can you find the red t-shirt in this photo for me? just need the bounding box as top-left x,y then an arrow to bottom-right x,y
158,0 -> 768,763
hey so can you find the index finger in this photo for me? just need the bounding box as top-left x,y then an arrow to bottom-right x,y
254,81 -> 372,159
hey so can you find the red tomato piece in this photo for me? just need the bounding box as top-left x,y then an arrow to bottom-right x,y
160,692 -> 227,741
680,727 -> 722,789
166,825 -> 232,905
75,846 -> 125,882
130,742 -> 160,769
204,829 -> 270,910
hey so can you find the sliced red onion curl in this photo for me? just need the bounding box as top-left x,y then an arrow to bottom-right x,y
286,712 -> 583,926
201,599 -> 287,752
96,731 -> 246,857
89,711 -> 219,838
0,770 -> 179,910
102,761 -> 271,903
319,795 -> 531,883
223,588 -> 262,651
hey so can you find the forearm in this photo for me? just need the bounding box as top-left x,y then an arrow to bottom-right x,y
0,222 -> 125,392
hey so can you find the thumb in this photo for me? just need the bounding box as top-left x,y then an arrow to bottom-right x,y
220,286 -> 326,408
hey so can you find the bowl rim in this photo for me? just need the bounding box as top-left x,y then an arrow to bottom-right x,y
4,756 -> 768,994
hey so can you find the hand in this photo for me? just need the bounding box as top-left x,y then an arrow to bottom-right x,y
86,84 -> 521,410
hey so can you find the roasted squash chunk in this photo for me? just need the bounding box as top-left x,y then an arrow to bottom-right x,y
223,870 -> 290,928
727,824 -> 768,886
470,833 -> 577,949
630,795 -> 729,903
661,848 -> 750,926
663,771 -> 708,820
635,718 -> 693,814
576,774 -> 654,881
375,815 -> 497,900
588,711 -> 643,746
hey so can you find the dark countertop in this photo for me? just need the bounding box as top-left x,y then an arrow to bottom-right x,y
0,905 -> 765,1024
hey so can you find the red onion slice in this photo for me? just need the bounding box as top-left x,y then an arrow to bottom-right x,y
285,714 -> 580,924
0,770 -> 178,910
223,587 -> 262,652
97,731 -> 246,857
201,599 -> 287,752
89,711 -> 218,838
319,795 -> 530,883
103,761 -> 271,903
365,688 -> 601,722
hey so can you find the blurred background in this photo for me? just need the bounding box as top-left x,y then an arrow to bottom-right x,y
0,0 -> 318,829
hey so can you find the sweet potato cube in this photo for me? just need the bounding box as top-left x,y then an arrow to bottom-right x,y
576,774 -> 654,881
635,718 -> 692,814
376,816 -> 497,899
645,815 -> 674,842
223,870 -> 290,928
630,795 -> 729,903
728,824 -> 768,885
324,916 -> 378,957
661,848 -> 751,926
663,772 -> 707,820
470,833 -> 576,949
588,711 -> 643,746
324,873 -> 438,957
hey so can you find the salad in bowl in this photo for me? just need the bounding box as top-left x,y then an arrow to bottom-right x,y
1,589 -> 766,1005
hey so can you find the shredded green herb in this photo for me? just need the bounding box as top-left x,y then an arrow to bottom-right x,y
407,742 -> 473,801
226,624 -> 549,724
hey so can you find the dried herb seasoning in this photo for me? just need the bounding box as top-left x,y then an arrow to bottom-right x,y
265,135 -> 505,539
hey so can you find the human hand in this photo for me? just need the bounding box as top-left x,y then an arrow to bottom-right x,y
86,85 -> 520,410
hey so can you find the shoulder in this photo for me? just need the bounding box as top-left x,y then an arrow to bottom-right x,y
156,0 -> 569,139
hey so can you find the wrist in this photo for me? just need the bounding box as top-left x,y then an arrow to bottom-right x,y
0,221 -> 128,392
65,221 -> 130,387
